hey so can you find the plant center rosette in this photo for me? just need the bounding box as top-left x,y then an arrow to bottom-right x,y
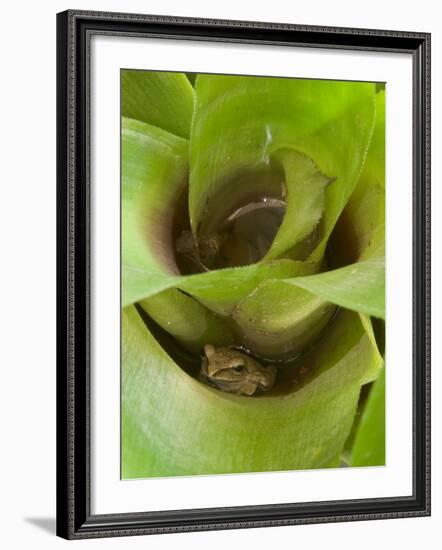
122,71 -> 386,477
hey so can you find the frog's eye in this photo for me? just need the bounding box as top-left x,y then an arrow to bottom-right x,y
232,365 -> 245,373
230,360 -> 246,374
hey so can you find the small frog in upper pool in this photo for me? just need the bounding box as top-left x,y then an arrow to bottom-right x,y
200,344 -> 277,396
175,230 -> 226,271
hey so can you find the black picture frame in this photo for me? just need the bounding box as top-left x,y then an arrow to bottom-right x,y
56,9 -> 431,540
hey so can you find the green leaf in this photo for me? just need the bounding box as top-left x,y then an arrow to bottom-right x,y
122,117 -> 189,307
139,288 -> 234,352
122,306 -> 382,478
329,90 -> 385,264
232,276 -> 334,359
189,75 -> 376,264
287,258 -> 385,319
134,258 -> 307,317
178,259 -> 312,316
350,366 -> 385,466
361,90 -> 385,189
122,70 -> 195,138
264,149 -> 330,260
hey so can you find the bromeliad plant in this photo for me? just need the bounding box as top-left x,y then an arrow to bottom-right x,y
122,70 -> 385,478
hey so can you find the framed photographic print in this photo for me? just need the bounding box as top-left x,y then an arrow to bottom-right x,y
56,10 -> 431,539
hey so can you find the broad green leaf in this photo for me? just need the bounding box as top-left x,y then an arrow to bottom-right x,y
356,90 -> 385,262
122,70 -> 194,138
130,258 -> 307,316
350,366 -> 385,466
189,75 -> 376,264
329,91 -> 385,264
178,258 -> 313,316
122,306 -> 382,478
139,288 -> 234,352
232,277 -> 334,359
264,149 -> 330,260
122,117 -> 189,306
361,90 -> 385,190
287,258 -> 385,319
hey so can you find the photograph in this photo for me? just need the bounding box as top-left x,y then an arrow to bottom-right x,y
121,70 -> 386,479
54,7 -> 431,539
0,0 -> 437,546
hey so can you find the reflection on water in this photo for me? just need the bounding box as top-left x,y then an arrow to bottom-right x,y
201,196 -> 286,270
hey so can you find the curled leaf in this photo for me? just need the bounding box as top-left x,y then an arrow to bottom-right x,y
189,74 -> 376,266
122,306 -> 382,478
122,117 -> 189,306
139,288 -> 234,352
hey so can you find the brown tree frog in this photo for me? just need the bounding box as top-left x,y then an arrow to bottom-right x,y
200,344 -> 277,396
